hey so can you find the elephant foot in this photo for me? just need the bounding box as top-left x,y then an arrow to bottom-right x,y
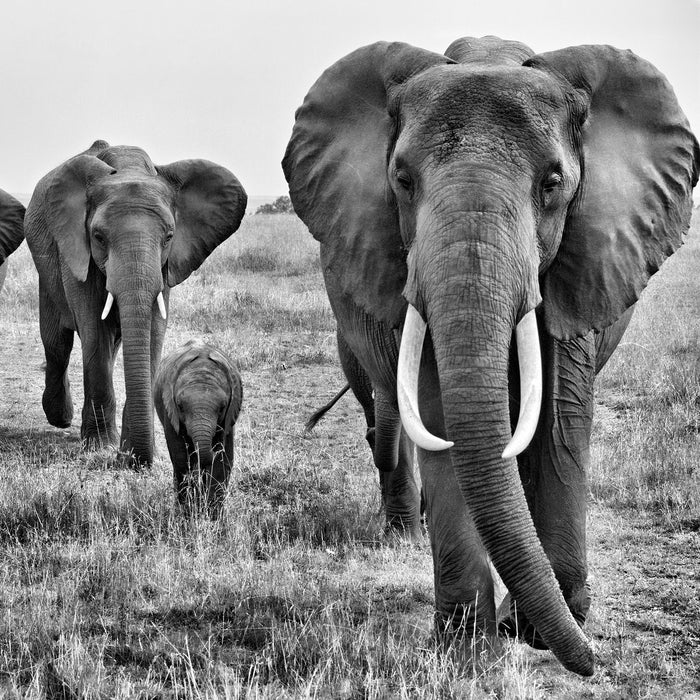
383,515 -> 423,543
176,475 -> 227,520
114,448 -> 152,470
81,426 -> 118,451
116,435 -> 154,469
433,609 -> 500,660
177,491 -> 224,521
80,400 -> 118,450
43,391 -> 73,429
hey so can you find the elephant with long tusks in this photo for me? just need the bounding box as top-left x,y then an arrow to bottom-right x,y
283,36 -> 699,675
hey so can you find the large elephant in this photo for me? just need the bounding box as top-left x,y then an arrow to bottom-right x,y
0,189 -> 27,295
283,37 -> 699,675
154,338 -> 242,518
25,141 -> 247,466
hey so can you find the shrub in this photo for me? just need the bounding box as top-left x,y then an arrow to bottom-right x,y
255,195 -> 295,215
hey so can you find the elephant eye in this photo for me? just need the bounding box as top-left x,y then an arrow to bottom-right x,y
163,231 -> 174,246
93,231 -> 106,245
395,169 -> 413,193
541,171 -> 563,207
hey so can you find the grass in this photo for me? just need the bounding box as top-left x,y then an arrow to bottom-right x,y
0,211 -> 698,697
591,230 -> 700,527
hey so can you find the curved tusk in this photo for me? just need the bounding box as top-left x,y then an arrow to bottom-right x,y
156,292 -> 167,320
397,305 -> 454,451
101,292 -> 114,320
502,309 -> 542,459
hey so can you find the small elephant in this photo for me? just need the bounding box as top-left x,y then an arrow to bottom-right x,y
154,339 -> 242,517
283,37 -> 699,675
25,141 -> 247,466
0,189 -> 27,296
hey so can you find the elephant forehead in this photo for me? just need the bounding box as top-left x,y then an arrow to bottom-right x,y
401,64 -> 573,137
177,364 -> 229,401
88,176 -> 174,210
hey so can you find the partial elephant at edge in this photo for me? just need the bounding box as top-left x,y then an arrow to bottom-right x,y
0,189 -> 27,297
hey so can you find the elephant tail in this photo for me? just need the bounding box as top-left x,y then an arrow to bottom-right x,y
304,384 -> 351,433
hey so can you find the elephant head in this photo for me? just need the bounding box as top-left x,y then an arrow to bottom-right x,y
154,339 -> 242,517
36,141 -> 247,465
0,189 -> 26,294
283,38 -> 699,675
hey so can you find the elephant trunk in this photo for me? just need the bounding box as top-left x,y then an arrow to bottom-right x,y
191,420 -> 215,469
372,393 -> 402,471
118,288 -> 156,465
190,418 -> 226,516
405,208 -> 593,675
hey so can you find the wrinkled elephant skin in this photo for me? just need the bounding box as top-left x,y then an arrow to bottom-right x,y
283,37 -> 699,674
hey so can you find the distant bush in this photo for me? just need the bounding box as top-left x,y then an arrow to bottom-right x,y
229,248 -> 279,273
255,195 -> 295,215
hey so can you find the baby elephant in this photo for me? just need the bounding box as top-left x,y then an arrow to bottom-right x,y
154,339 -> 242,517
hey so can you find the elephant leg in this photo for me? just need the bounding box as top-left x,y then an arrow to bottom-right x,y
336,329 -> 375,448
207,433 -> 233,519
505,328 -> 596,647
39,288 -> 75,428
159,417 -> 192,505
80,329 -> 120,449
337,330 -> 420,537
378,426 -> 421,539
418,334 -> 496,639
223,427 -> 234,466
419,446 -> 496,640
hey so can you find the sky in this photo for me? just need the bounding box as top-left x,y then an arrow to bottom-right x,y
0,0 -> 698,198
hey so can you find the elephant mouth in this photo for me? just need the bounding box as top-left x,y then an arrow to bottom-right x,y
397,303 -> 542,458
101,290 -> 167,321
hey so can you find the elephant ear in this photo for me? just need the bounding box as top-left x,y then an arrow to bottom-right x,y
0,189 -> 25,263
156,160 -> 247,286
154,343 -> 197,435
45,155 -> 116,282
283,42 -> 453,326
445,35 -> 534,65
526,45 -> 700,339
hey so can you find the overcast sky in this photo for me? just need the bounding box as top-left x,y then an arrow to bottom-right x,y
1,0 -> 698,197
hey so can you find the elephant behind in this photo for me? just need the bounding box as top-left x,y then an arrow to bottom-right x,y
24,141 -> 247,466
283,36 -> 699,675
0,189 -> 26,296
154,339 -> 242,518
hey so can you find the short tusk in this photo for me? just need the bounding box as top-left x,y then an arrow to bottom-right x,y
502,309 -> 542,459
156,292 -> 167,320
397,305 -> 454,451
101,292 -> 114,320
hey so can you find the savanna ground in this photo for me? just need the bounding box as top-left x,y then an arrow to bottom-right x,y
0,207 -> 698,699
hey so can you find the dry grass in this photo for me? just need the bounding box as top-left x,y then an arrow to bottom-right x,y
0,211 -> 698,698
592,228 -> 700,528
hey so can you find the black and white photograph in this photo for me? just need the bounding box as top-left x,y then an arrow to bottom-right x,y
0,0 -> 697,696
